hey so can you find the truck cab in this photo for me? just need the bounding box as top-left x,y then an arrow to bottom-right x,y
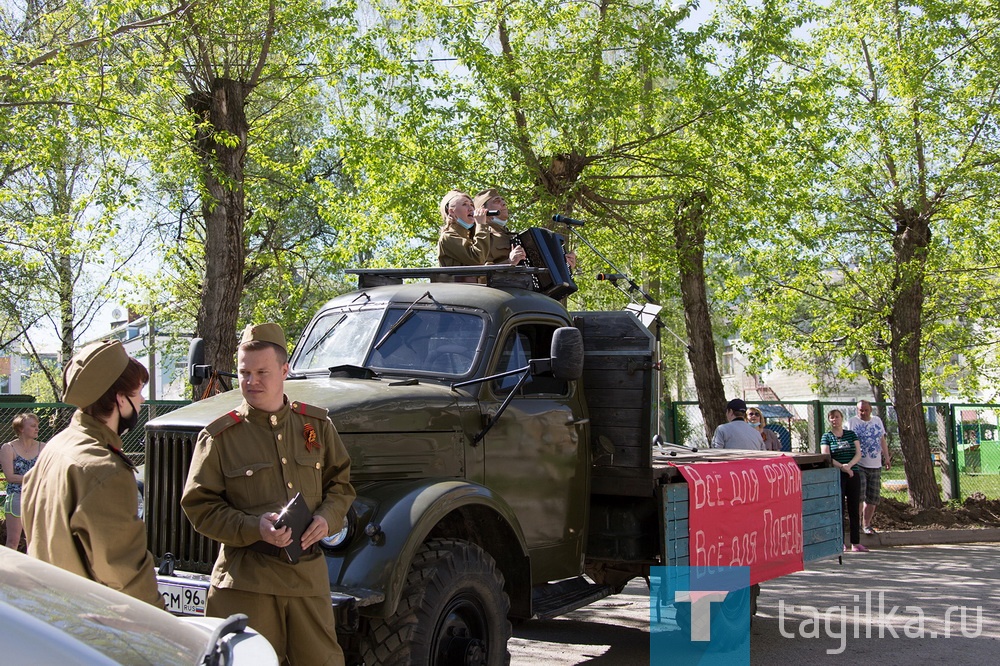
147,270 -> 595,665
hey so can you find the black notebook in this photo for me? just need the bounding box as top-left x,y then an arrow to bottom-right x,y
274,492 -> 313,564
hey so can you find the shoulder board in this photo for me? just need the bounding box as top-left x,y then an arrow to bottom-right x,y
290,401 -> 329,420
205,410 -> 243,437
109,445 -> 136,470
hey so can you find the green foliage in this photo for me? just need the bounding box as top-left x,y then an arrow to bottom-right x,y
2,0 -> 998,424
732,0 -> 1000,401
21,358 -> 60,403
320,0 -> 817,350
1,0 -> 154,388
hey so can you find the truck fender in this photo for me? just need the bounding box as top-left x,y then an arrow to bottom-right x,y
326,478 -> 530,619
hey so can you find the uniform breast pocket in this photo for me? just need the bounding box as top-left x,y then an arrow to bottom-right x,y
293,450 -> 324,505
222,460 -> 278,510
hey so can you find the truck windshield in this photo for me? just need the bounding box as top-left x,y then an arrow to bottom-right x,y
292,307 -> 484,377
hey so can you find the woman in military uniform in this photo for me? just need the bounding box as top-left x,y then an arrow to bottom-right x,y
436,189 -> 493,274
21,339 -> 163,607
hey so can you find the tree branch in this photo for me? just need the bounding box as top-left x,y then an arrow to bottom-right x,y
20,2 -> 196,69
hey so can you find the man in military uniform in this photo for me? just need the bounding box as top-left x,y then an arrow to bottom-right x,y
473,188 -> 524,266
22,339 -> 163,607
182,323 -> 355,666
473,188 -> 575,269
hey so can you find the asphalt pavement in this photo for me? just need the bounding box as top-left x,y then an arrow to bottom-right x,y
509,541 -> 1000,665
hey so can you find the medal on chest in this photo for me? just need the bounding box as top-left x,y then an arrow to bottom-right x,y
303,423 -> 320,452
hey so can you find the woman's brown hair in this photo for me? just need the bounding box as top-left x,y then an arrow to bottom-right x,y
81,357 -> 149,419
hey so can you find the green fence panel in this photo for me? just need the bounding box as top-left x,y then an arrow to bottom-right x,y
664,400 -> 1000,501
0,401 -> 190,467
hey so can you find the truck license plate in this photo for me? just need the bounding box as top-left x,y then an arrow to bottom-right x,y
158,581 -> 207,616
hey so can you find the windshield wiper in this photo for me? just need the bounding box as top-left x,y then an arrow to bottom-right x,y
329,364 -> 379,379
302,313 -> 348,358
373,291 -> 433,350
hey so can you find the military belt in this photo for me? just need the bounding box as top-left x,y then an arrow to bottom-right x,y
248,540 -> 285,559
247,541 -> 313,561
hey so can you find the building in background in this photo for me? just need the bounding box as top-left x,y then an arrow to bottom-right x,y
0,350 -> 61,398
102,308 -> 190,400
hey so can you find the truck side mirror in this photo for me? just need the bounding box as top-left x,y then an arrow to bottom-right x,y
550,327 -> 584,380
188,338 -> 212,386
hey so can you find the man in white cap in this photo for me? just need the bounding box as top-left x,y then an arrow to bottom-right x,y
182,322 -> 355,665
711,398 -> 766,450
21,339 -> 163,606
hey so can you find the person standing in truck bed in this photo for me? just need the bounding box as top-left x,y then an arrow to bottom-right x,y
473,188 -> 576,270
437,189 -> 493,279
182,323 -> 355,666
473,188 -> 527,266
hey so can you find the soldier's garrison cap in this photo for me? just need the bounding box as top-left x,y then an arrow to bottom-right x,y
63,339 -> 130,408
474,188 -> 502,210
240,322 -> 287,354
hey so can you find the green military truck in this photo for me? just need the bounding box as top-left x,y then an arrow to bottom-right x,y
145,261 -> 842,665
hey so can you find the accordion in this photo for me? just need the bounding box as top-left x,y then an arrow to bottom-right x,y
513,227 -> 578,300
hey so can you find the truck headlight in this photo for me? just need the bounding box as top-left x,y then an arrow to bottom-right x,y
320,506 -> 357,550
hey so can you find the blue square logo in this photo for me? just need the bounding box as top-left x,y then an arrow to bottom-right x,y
650,566 -> 750,665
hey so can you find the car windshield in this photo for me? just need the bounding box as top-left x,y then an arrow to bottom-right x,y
0,548 -> 209,664
293,306 -> 484,377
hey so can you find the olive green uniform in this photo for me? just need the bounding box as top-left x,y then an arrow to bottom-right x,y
182,398 -> 355,666
437,220 -> 492,267
21,411 -> 163,607
484,221 -> 517,265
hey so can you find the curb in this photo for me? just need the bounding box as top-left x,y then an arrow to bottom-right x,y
861,527 -> 1000,547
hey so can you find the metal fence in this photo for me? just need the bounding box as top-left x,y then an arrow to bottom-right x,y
665,400 -> 1000,502
5,398 -> 995,503
0,400 -> 189,468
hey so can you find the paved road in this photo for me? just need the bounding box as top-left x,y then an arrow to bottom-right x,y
510,543 -> 1000,664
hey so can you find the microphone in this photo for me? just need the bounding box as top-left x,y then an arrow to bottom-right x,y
552,214 -> 585,227
487,210 -> 500,216
596,273 -> 625,281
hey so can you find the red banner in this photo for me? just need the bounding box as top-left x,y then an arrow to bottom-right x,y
675,457 -> 804,585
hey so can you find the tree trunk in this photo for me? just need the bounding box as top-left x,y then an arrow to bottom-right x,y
672,191 -> 727,443
889,208 -> 940,509
857,352 -> 888,411
55,167 -> 74,396
186,78 -> 250,380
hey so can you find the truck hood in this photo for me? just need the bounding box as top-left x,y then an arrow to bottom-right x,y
147,377 -> 479,434
147,378 -> 482,482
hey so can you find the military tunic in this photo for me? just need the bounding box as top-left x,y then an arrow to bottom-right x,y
484,221 -> 517,265
182,397 -> 354,665
437,220 -> 492,267
21,411 -> 162,607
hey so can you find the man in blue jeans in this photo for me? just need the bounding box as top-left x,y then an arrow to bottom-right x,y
848,400 -> 891,534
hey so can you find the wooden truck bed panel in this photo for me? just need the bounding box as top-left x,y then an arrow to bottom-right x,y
661,467 -> 843,572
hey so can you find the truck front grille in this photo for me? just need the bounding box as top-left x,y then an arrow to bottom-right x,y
145,428 -> 219,574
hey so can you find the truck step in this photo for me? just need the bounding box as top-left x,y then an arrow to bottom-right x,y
530,576 -> 616,620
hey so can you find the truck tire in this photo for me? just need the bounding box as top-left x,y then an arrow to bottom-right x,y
361,538 -> 512,666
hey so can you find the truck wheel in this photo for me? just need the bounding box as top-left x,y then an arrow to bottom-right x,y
361,538 -> 512,666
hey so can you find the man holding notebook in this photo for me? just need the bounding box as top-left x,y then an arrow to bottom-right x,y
182,323 -> 355,665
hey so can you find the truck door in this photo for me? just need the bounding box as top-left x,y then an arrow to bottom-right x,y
481,320 -> 590,584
